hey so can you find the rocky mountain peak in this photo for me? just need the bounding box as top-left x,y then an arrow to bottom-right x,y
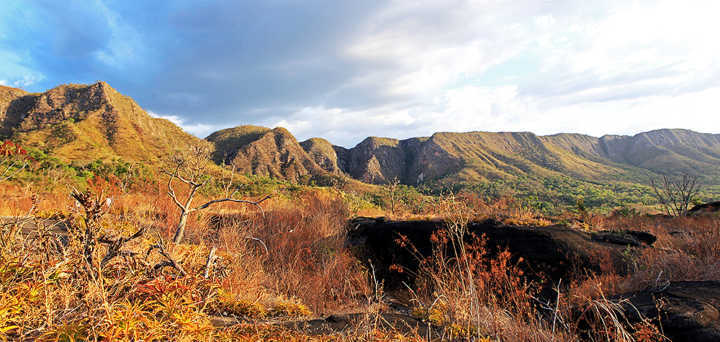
0,82 -> 202,162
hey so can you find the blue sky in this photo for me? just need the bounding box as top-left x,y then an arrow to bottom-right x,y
2,0 -> 719,146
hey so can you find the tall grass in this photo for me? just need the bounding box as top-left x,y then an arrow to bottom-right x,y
1,174 -> 717,340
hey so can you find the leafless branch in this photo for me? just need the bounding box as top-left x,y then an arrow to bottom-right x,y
193,194 -> 271,214
149,238 -> 186,277
99,226 -> 146,268
164,156 -> 270,243
246,236 -> 269,254
203,247 -> 217,279
650,174 -> 701,216
0,159 -> 27,182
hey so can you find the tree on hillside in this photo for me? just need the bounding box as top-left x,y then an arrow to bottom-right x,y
650,174 -> 701,216
386,177 -> 402,215
164,144 -> 270,244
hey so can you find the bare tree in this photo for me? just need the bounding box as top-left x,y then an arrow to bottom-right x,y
164,145 -> 270,244
650,174 -> 701,216
386,177 -> 402,215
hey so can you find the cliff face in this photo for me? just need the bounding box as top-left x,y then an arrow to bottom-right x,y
330,129 -> 720,185
207,126 -> 327,182
0,85 -> 30,136
0,82 -> 203,163
336,137 -> 405,184
207,125 -> 720,185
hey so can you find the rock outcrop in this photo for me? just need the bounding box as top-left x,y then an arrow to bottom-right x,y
617,281 -> 720,342
347,217 -> 655,290
207,126 -> 327,182
300,137 -> 342,174
0,82 -> 203,163
689,201 -> 720,216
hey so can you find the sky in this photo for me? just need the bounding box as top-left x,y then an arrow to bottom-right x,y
1,0 -> 719,147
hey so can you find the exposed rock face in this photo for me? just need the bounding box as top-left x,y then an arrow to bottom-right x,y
0,85 -> 30,136
332,135 -> 461,185
332,129 -> 720,185
347,218 -> 655,290
207,126 -> 327,182
617,281 -> 720,342
300,137 -> 341,173
336,137 -> 405,184
0,82 -> 203,163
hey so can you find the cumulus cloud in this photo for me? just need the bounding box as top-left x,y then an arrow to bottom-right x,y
2,0 -> 719,146
147,111 -> 220,138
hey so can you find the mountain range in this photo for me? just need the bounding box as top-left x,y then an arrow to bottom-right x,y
2,82 -> 720,188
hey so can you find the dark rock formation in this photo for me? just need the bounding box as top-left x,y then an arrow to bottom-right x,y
335,137 -> 406,184
689,201 -> 720,216
347,218 -> 655,290
617,281 -> 720,342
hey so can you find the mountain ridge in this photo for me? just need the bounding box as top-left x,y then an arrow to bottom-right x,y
0,82 -> 205,163
3,81 -> 719,188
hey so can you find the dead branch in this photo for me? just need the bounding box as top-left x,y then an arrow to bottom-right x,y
203,247 -> 217,279
246,236 -> 269,254
193,194 -> 271,214
99,226 -> 146,268
650,174 -> 701,216
164,159 -> 270,243
0,158 -> 27,182
70,188 -> 111,274
148,238 -> 186,276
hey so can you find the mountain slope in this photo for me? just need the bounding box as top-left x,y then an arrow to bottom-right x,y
5,81 -> 719,188
205,124 -> 720,187
599,129 -> 720,175
334,129 -> 720,185
207,126 -> 328,182
300,137 -> 342,174
0,82 -> 204,163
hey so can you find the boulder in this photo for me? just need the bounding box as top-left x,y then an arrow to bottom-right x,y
618,281 -> 720,342
347,218 -> 655,290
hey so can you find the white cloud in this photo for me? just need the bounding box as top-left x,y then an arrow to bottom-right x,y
147,111 -> 220,138
46,0 -> 716,147
0,80 -> 6,86
91,1 -> 145,69
260,0 -> 720,146
0,51 -> 45,90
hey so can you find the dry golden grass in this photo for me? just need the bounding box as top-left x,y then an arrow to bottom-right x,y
1,171 -> 717,340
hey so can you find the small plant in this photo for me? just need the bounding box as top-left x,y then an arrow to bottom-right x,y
0,141 -> 30,182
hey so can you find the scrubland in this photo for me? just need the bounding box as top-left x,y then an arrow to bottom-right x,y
1,149 -> 718,341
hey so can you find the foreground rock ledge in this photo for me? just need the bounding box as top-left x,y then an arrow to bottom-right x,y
347,217 -> 655,290
617,281 -> 720,342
